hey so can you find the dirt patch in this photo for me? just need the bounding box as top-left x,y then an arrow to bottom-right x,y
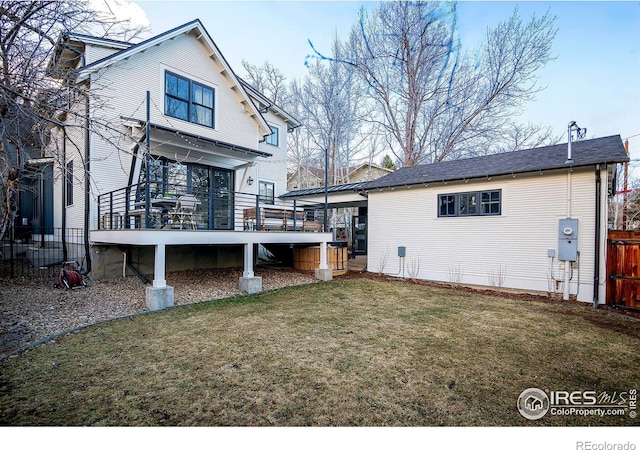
0,266 -> 317,357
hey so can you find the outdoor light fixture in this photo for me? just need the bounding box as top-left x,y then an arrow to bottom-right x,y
247,176 -> 254,185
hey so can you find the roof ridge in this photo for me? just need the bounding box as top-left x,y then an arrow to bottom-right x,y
362,135 -> 628,190
78,19 -> 202,73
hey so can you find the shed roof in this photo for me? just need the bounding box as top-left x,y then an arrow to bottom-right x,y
362,135 -> 628,190
281,182 -> 367,198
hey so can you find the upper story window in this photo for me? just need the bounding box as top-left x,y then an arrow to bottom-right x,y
265,125 -> 279,146
259,181 -> 275,205
438,189 -> 501,217
66,160 -> 73,206
165,71 -> 214,128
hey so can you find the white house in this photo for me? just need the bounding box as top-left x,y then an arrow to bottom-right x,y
362,135 -> 628,305
45,20 -> 334,309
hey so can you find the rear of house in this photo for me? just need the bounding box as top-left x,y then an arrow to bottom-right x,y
30,20 -> 335,308
48,20 -> 295,236
363,135 -> 629,304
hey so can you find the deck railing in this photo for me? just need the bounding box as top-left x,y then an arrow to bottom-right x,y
96,182 -> 326,232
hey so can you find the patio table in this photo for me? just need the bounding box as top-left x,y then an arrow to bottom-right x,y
151,198 -> 179,228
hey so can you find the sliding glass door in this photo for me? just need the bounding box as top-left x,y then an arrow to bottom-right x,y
139,159 -> 233,230
188,165 -> 233,230
211,169 -> 233,230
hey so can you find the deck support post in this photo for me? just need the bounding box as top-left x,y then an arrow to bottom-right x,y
146,243 -> 174,310
315,241 -> 333,282
239,243 -> 262,294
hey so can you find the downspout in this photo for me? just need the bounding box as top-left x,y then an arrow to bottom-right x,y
61,126 -> 67,261
83,91 -> 91,274
145,91 -> 151,229
593,163 -> 602,309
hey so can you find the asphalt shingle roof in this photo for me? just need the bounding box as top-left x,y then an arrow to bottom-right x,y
362,135 -> 628,190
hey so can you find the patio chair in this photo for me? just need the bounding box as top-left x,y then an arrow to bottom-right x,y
168,194 -> 198,229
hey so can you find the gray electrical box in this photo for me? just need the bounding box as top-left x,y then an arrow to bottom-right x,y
558,218 -> 578,261
398,246 -> 406,257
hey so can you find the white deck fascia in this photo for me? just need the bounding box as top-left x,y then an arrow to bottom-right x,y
89,229 -> 334,247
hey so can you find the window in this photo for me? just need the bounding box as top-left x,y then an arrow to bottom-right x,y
459,192 -> 478,216
66,161 -> 73,206
438,194 -> 456,217
437,190 -> 501,217
265,125 -> 279,146
481,190 -> 501,215
259,181 -> 275,205
165,71 -> 214,127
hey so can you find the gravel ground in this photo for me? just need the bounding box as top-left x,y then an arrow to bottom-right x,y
0,266 -> 318,357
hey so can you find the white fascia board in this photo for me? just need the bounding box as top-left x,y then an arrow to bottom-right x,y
67,33 -> 131,50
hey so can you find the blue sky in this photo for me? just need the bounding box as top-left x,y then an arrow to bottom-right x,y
123,0 -> 640,168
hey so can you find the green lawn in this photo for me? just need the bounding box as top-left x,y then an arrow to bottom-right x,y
1,276 -> 638,426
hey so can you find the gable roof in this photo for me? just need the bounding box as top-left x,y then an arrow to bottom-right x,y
239,79 -> 301,131
363,135 -> 629,190
47,32 -> 131,76
349,162 -> 394,176
53,20 -> 272,136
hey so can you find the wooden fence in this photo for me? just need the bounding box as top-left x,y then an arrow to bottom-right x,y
606,230 -> 640,309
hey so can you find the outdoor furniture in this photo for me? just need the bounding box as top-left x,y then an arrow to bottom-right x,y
167,195 -> 198,229
303,220 -> 324,232
101,212 -> 123,230
243,206 -> 308,231
128,207 -> 162,229
150,197 -> 178,228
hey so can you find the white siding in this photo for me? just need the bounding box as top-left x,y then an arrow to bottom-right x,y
68,31 -> 280,228
367,168 -> 603,303
257,113 -> 289,198
49,99 -> 89,230
88,32 -> 259,149
84,44 -> 123,65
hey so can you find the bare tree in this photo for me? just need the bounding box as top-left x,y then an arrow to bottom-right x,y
627,179 -> 640,229
285,79 -> 319,188
609,163 -> 640,230
0,0 -> 146,240
317,1 -> 557,167
292,36 -> 367,185
241,60 -> 290,106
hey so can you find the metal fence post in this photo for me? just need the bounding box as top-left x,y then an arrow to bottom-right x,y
255,194 -> 261,231
293,199 -> 297,231
9,225 -> 14,278
97,194 -> 102,230
109,191 -> 114,230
